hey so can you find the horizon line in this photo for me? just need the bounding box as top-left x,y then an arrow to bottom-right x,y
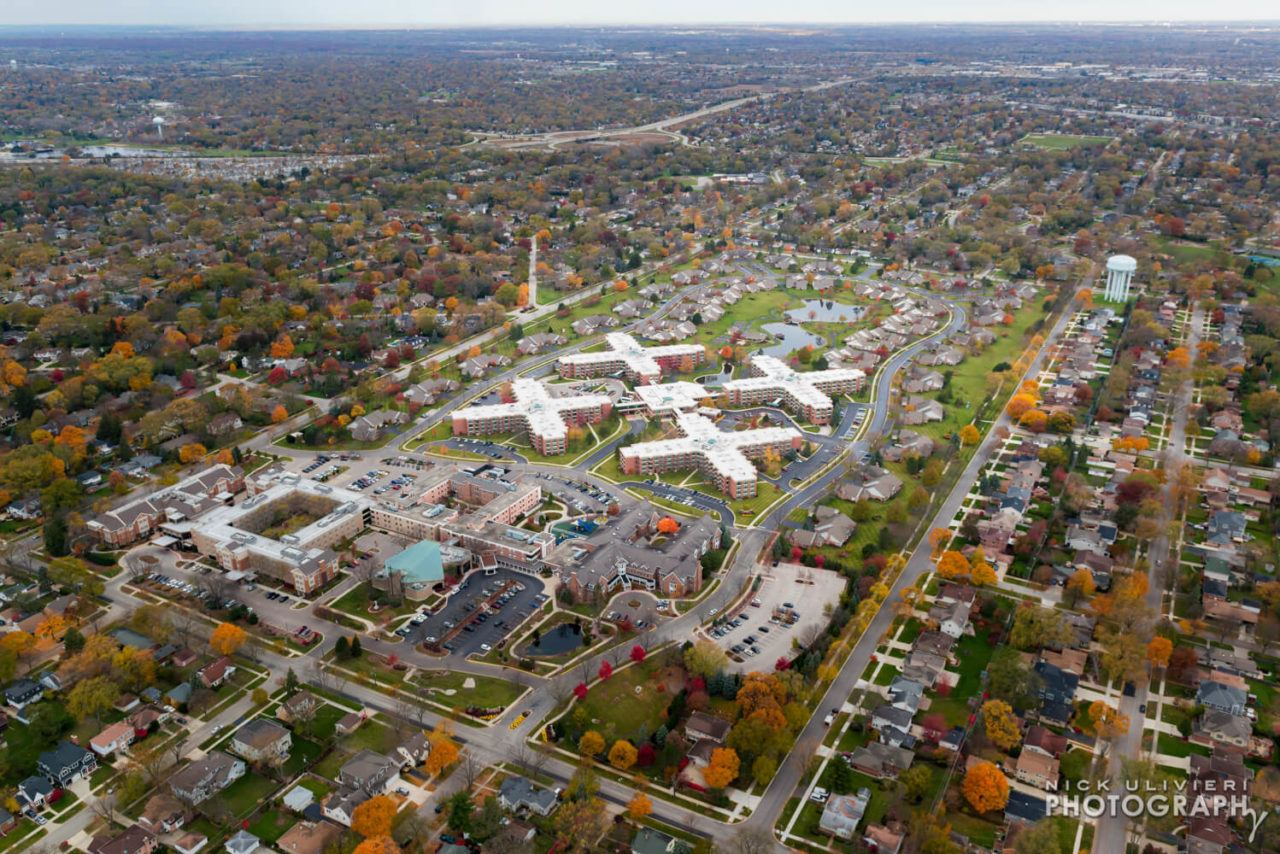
2,19 -> 1280,30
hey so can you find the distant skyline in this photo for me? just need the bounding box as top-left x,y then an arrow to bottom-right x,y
2,1 -> 1278,27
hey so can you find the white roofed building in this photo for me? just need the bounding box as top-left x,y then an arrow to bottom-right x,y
724,355 -> 865,424
451,379 -> 611,455
619,412 -> 801,499
556,332 -> 704,384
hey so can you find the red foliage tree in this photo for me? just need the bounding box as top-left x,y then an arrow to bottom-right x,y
267,366 -> 287,385
790,546 -> 802,562
636,742 -> 656,767
573,683 -> 588,700
630,645 -> 647,663
598,661 -> 613,681
775,656 -> 791,671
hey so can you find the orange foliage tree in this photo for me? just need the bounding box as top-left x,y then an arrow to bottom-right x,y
351,795 -> 397,838
962,760 -> 1010,813
209,622 -> 247,655
704,748 -> 740,789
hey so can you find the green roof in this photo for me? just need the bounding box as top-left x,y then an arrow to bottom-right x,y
384,540 -> 444,585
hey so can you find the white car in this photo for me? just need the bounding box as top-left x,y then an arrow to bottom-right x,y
809,787 -> 829,803
480,643 -> 492,653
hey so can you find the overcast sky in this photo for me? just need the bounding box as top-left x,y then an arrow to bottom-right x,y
2,0 -> 1277,27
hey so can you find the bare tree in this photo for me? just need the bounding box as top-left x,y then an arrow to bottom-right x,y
725,827 -> 775,854
460,750 -> 482,791
90,791 -> 119,824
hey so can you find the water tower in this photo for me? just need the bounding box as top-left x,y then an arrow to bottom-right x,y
152,116 -> 165,140
1103,254 -> 1136,303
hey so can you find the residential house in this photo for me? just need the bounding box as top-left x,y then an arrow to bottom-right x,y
1033,661 -> 1079,726
4,679 -> 42,716
87,826 -> 158,854
903,369 -> 944,394
881,430 -> 934,462
338,750 -> 398,795
837,465 -> 903,503
901,396 -> 944,425
16,775 -> 56,813
138,793 -> 187,834
224,830 -> 261,854
1192,710 -> 1252,752
862,824 -> 905,853
277,690 -> 320,726
392,731 -> 430,768
1197,680 -> 1248,717
848,743 -> 913,779
1023,726 -> 1068,759
685,711 -> 731,745
198,656 -> 236,688
929,599 -> 971,639
1015,751 -> 1060,791
230,718 -> 292,765
819,788 -> 870,840
172,832 -> 208,854
631,826 -> 692,854
276,821 -> 343,854
90,721 -> 136,757
38,741 -> 96,786
497,775 -> 560,816
168,752 -> 246,805
788,506 -> 856,549
349,410 -> 408,443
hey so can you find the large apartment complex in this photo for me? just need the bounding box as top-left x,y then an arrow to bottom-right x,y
556,332 -> 704,384
619,412 -> 801,499
86,465 -> 246,547
451,378 -> 611,455
724,355 -> 865,424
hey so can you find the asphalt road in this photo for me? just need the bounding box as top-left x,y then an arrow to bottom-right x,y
1092,301 -> 1202,854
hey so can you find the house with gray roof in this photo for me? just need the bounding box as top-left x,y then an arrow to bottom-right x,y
818,788 -> 870,840
1197,680 -> 1248,717
498,775 -> 560,816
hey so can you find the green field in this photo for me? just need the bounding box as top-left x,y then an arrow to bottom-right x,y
415,670 -> 525,712
1019,133 -> 1113,151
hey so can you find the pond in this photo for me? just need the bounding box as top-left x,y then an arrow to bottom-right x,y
757,323 -> 825,358
522,623 -> 585,657
785,300 -> 866,324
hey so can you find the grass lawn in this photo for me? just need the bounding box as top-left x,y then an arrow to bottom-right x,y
247,808 -> 298,844
415,670 -> 525,712
948,810 -> 1001,848
297,774 -> 332,798
1157,732 -> 1210,759
309,702 -> 351,740
344,718 -> 400,754
1019,133 -> 1113,150
575,660 -> 675,742
331,584 -> 420,622
0,820 -> 38,852
222,773 -> 282,818
283,736 -> 324,776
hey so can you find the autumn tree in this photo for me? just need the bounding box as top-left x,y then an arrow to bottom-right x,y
981,700 -> 1021,751
352,838 -> 401,854
578,730 -> 605,758
928,527 -> 951,556
627,792 -> 652,820
704,747 -> 740,789
936,550 -> 970,580
683,640 -> 728,677
1146,636 -> 1173,669
608,740 -> 637,771
67,675 -> 119,724
270,334 -> 295,359
425,723 -> 460,775
210,622 -> 247,656
959,423 -> 980,446
1064,568 -> 1096,607
271,405 -> 289,424
351,794 -> 397,838
962,760 -> 1010,813
1087,700 -> 1131,751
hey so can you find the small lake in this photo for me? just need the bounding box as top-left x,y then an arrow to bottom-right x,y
522,623 -> 584,657
757,323 -> 825,358
785,300 -> 866,324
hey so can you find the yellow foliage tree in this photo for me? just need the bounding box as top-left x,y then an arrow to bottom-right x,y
271,405 -> 289,424
209,622 -> 247,655
1147,637 -> 1173,669
1006,393 -> 1038,419
959,424 -> 980,446
178,443 -> 208,464
608,740 -> 637,771
270,334 -> 295,359
578,730 -> 605,758
352,838 -> 400,854
981,700 -> 1021,751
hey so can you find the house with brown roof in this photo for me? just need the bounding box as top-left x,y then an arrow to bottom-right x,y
277,690 -> 320,725
230,718 -> 292,764
276,820 -> 343,854
138,793 -> 187,834
684,712 -> 730,744
1023,726 -> 1068,759
88,825 -> 157,854
197,656 -> 236,688
1015,750 -> 1060,791
90,721 -> 136,757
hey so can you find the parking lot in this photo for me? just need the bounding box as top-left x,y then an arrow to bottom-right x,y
708,562 -> 846,673
399,568 -> 548,659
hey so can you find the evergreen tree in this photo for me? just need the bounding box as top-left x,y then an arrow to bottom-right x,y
44,512 -> 68,557
349,636 -> 362,658
334,636 -> 350,658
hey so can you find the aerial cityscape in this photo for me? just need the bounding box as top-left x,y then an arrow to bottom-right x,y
0,14 -> 1277,854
